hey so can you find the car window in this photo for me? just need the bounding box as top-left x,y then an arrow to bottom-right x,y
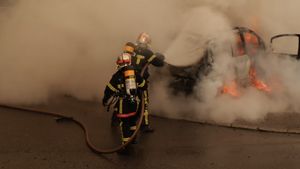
272,35 -> 299,56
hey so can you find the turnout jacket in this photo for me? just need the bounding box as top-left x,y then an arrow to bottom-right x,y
102,66 -> 147,106
132,46 -> 165,79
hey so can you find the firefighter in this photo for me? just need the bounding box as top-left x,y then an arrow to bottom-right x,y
123,32 -> 165,132
102,52 -> 147,145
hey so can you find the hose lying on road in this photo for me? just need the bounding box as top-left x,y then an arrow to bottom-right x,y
0,62 -> 150,154
0,95 -> 144,154
1,98 -> 300,155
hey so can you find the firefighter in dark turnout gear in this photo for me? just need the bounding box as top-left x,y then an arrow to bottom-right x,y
102,52 -> 147,144
123,32 -> 165,132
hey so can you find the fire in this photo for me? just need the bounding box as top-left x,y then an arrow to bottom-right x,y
221,66 -> 271,97
244,32 -> 260,56
221,81 -> 240,97
221,25 -> 272,97
235,35 -> 246,56
249,67 -> 271,92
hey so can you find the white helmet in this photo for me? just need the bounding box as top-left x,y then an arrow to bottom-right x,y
136,32 -> 151,48
116,52 -> 132,69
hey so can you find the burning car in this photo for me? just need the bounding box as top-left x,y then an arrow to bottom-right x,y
167,26 -> 270,96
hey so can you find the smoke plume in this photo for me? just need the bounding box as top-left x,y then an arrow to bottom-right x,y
1,0 -> 300,124
151,0 -> 300,123
0,0 -> 179,104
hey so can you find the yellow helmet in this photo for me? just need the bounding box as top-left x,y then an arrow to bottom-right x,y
124,42 -> 135,54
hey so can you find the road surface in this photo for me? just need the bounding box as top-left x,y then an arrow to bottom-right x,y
0,97 -> 300,169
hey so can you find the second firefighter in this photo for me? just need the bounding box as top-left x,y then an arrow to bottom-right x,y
102,52 -> 147,144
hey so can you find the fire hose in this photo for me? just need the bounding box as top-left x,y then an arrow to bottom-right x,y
0,64 -> 150,154
0,96 -> 144,154
3,60 -> 299,154
1,98 -> 300,154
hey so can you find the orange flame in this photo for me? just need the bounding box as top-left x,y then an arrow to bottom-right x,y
249,67 -> 271,92
221,81 -> 240,97
221,66 -> 271,97
244,32 -> 260,56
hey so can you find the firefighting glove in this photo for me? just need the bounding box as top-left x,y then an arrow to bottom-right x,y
155,52 -> 165,61
153,52 -> 165,67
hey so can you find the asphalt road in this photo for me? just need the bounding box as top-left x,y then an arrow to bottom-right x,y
1,97 -> 300,169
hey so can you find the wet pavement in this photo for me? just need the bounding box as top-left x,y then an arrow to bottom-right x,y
1,97 -> 300,169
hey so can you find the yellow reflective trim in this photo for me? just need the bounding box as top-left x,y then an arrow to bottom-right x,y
107,83 -> 118,92
130,126 -> 137,130
135,96 -> 140,103
119,121 -> 123,136
138,80 -> 146,88
144,110 -> 149,116
136,55 -> 145,65
147,54 -> 156,63
117,84 -> 124,89
135,97 -> 140,113
122,137 -> 130,142
144,91 -> 148,104
144,110 -> 149,125
119,98 -> 123,114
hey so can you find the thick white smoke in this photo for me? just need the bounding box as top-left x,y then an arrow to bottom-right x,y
151,0 -> 300,123
0,0 -> 179,104
2,0 -> 300,124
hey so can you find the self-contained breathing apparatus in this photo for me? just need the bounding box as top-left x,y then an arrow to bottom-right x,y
105,52 -> 139,113
124,68 -> 138,102
106,66 -> 138,112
